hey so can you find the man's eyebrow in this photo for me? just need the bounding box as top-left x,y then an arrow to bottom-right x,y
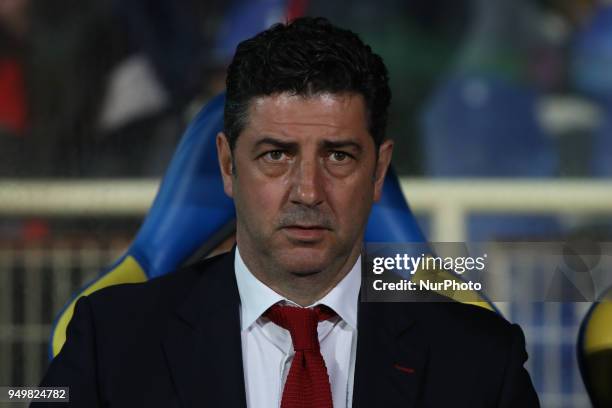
321,140 -> 363,152
252,137 -> 298,151
252,136 -> 363,152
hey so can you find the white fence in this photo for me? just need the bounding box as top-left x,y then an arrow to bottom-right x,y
2,178 -> 612,241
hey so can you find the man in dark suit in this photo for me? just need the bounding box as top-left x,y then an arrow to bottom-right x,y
37,17 -> 540,407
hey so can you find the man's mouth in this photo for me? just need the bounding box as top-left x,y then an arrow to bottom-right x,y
282,225 -> 329,241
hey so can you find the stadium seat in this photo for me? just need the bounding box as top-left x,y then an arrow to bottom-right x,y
577,284 -> 612,407
50,94 -> 234,357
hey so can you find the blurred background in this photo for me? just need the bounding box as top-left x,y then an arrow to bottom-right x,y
1,0 -> 611,406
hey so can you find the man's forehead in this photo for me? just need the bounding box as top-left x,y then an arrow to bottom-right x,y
243,92 -> 369,137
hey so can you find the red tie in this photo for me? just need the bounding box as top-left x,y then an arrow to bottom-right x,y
264,304 -> 336,408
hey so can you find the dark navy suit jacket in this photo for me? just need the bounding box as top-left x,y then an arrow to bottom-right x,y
36,249 -> 540,407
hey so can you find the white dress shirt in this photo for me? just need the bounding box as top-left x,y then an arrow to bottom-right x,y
234,247 -> 361,408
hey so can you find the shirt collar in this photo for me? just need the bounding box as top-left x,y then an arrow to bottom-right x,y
234,246 -> 361,331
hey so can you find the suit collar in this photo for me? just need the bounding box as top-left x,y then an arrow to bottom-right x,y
233,246 -> 285,329
162,247 -> 247,408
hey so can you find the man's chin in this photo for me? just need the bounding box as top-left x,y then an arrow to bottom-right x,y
275,246 -> 330,274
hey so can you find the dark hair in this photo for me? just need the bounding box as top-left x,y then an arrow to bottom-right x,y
224,17 -> 391,151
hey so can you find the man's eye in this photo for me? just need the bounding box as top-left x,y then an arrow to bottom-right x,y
329,151 -> 350,162
263,151 -> 286,161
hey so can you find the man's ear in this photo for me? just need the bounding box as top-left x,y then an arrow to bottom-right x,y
373,139 -> 394,202
216,132 -> 234,198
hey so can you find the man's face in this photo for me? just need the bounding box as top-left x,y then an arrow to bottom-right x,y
217,92 -> 393,276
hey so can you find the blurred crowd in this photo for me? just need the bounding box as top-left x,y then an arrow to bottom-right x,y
0,0 -> 224,177
0,0 -> 610,179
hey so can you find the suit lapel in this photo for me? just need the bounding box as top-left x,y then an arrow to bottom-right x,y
162,250 -> 247,408
353,301 -> 429,408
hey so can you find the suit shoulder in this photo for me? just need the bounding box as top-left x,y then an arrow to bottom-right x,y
417,300 -> 519,347
390,290 -> 510,334
85,250 -> 232,312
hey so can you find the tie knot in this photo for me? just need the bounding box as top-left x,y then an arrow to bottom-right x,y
264,304 -> 336,351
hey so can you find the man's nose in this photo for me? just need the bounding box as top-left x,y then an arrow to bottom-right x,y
289,157 -> 325,207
